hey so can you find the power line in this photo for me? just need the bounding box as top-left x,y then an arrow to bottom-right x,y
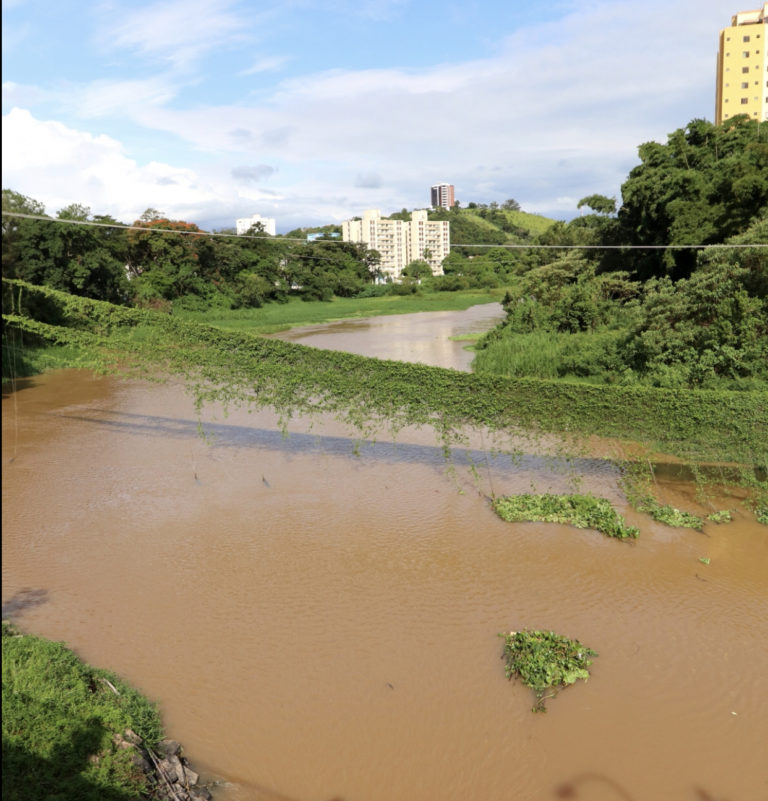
449,242 -> 767,250
2,210 -> 766,250
1,212 -> 303,241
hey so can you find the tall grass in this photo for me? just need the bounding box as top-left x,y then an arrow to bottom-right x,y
473,330 -> 623,382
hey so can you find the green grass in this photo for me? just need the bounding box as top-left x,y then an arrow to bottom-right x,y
472,329 -> 624,382
461,209 -> 557,237
2,622 -> 163,801
174,288 -> 504,334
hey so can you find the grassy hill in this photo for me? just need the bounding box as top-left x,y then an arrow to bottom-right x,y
424,206 -> 556,247
461,208 -> 556,238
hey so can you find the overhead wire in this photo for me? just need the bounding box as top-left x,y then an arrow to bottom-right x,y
2,211 -> 765,250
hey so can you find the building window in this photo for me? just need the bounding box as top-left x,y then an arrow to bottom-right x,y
743,51 -> 751,57
743,66 -> 750,73
742,81 -> 750,88
741,98 -> 749,104
744,35 -> 751,42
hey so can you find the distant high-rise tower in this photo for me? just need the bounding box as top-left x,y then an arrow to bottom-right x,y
430,183 -> 455,209
716,4 -> 768,124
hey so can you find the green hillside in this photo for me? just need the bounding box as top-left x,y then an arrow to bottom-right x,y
424,205 -> 556,247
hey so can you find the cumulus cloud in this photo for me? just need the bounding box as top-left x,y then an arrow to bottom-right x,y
0,108 -> 274,225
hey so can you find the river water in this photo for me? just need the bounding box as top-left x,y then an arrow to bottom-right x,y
2,304 -> 767,801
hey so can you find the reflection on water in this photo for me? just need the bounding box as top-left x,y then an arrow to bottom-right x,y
271,302 -> 507,371
2,587 -> 49,618
2,305 -> 768,801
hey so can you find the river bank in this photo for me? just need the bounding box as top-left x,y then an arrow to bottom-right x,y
2,621 -> 214,801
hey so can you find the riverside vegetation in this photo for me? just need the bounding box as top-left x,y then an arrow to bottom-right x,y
2,623 -> 213,801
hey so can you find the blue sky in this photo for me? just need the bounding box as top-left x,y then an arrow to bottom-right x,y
2,0 -> 734,232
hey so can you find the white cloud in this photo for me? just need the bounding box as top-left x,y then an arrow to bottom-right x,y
71,78 -> 179,118
0,108 -> 276,225
99,0 -> 250,70
239,56 -> 290,76
2,0 -> 733,224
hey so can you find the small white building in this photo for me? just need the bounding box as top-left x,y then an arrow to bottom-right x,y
236,213 -> 276,236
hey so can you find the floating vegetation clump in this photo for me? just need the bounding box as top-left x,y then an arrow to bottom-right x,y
706,510 -> 733,524
636,496 -> 704,530
757,506 -> 768,526
500,629 -> 598,712
492,493 -> 639,539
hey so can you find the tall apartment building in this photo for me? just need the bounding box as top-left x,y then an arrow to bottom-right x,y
235,213 -> 276,236
342,209 -> 450,280
430,183 -> 455,209
716,4 -> 768,124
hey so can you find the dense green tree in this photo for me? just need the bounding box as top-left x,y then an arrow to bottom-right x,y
2,193 -> 129,304
619,216 -> 768,387
616,116 -> 768,280
401,260 -> 433,281
577,194 -> 616,215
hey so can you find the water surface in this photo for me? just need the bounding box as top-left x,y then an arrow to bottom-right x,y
2,306 -> 766,801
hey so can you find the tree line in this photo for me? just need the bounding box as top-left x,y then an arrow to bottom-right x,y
1,201 -> 383,310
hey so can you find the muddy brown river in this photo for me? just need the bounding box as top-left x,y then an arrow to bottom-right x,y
2,304 -> 767,801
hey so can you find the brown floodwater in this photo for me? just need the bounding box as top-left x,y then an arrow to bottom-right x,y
2,305 -> 767,801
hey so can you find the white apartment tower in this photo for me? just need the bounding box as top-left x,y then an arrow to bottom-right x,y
430,183 -> 455,209
236,213 -> 276,236
342,209 -> 450,280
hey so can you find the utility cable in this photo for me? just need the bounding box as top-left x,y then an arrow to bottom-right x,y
2,211 -> 766,250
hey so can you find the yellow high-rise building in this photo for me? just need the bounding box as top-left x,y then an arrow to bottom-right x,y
716,4 -> 768,124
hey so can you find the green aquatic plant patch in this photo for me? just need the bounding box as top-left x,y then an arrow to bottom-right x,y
2,622 -> 163,800
492,493 -> 639,539
637,497 -> 704,530
500,629 -> 598,712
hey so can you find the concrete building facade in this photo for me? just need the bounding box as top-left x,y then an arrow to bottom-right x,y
430,183 -> 455,209
716,4 -> 768,124
342,209 -> 450,281
236,213 -> 276,236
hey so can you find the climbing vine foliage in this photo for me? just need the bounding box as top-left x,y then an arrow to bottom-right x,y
2,279 -> 767,486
